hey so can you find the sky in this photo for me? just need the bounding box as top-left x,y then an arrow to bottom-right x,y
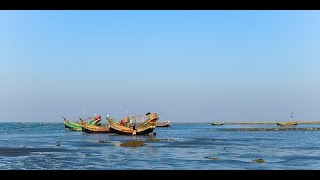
0,10 -> 319,122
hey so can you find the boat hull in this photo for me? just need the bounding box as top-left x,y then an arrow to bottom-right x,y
211,123 -> 224,126
81,124 -> 110,133
64,119 -> 82,131
156,121 -> 171,127
277,122 -> 298,126
109,126 -> 154,135
156,124 -> 170,127
82,127 -> 110,133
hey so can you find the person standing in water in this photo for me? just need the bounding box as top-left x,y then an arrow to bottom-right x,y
132,123 -> 136,136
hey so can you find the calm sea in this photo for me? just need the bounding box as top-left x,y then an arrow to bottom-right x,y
0,122 -> 320,170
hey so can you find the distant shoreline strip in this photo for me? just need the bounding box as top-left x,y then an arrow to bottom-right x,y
215,127 -> 320,132
173,121 -> 320,124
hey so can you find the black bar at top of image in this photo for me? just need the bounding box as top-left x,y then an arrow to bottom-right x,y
0,1 -> 320,10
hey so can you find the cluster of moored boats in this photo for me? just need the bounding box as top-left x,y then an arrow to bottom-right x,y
63,112 -> 172,136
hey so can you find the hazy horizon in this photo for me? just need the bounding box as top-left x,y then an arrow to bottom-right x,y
1,10 -> 319,122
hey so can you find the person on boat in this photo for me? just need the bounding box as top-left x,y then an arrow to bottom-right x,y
132,123 -> 136,136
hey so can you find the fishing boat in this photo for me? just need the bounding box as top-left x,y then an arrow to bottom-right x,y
107,112 -> 159,135
63,115 -> 102,131
211,122 -> 224,126
156,121 -> 171,127
81,122 -> 110,133
277,113 -> 298,126
63,117 -> 83,131
277,121 -> 298,126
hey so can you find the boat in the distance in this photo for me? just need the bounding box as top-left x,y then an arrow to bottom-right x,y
276,121 -> 298,126
211,122 -> 224,125
277,112 -> 298,126
156,121 -> 171,127
107,112 -> 159,135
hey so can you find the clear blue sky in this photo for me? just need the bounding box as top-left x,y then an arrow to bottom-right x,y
0,10 -> 319,122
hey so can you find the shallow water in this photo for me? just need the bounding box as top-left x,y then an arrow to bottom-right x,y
0,123 -> 320,169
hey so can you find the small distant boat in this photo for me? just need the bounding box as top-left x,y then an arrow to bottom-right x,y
277,121 -> 298,126
107,112 -> 159,135
211,122 -> 224,126
156,121 -> 171,127
277,112 -> 298,126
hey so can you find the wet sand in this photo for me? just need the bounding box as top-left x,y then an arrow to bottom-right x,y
0,147 -> 68,156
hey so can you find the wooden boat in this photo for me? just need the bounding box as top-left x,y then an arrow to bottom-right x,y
81,122 -> 110,133
211,122 -> 224,126
63,115 -> 102,131
63,117 -> 82,131
156,121 -> 171,127
107,112 -> 159,135
277,121 -> 298,126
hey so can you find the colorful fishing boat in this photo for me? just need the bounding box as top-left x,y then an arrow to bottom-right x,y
63,117 -> 83,131
63,115 -> 102,131
107,112 -> 159,135
156,121 -> 171,127
80,119 -> 110,133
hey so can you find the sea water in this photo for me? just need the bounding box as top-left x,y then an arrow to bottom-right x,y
0,122 -> 320,170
